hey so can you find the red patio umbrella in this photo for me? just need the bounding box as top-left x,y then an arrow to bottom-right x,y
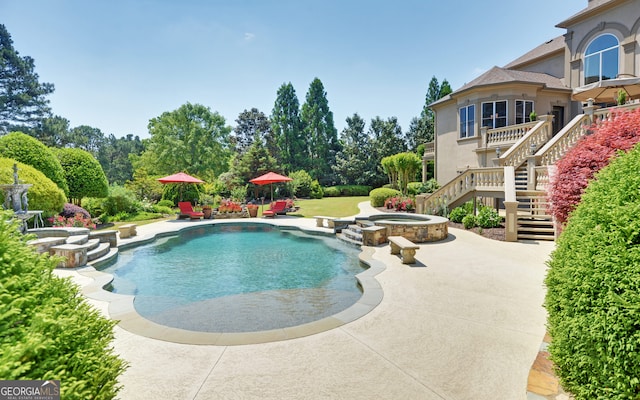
249,171 -> 292,203
157,172 -> 204,201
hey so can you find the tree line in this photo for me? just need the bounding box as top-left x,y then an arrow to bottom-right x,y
0,23 -> 451,197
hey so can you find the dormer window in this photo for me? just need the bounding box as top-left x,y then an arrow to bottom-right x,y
584,34 -> 619,84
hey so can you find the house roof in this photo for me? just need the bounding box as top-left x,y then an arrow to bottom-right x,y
504,35 -> 565,69
556,0 -> 626,28
430,67 -> 570,108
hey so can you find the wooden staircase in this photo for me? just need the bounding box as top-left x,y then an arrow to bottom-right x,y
515,190 -> 555,241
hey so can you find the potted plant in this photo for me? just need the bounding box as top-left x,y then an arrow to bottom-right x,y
617,89 -> 627,106
246,203 -> 259,218
202,205 -> 212,219
529,111 -> 537,121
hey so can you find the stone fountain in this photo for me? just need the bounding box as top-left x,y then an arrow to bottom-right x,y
1,164 -> 43,233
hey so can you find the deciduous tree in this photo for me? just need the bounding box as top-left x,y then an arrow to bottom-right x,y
138,102 -> 231,181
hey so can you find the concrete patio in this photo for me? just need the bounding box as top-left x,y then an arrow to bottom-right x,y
55,203 -> 555,400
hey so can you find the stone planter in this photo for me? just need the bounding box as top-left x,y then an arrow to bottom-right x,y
247,207 -> 258,218
202,207 -> 213,219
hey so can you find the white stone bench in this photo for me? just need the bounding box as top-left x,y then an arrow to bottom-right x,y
315,216 -> 336,228
388,236 -> 419,264
118,224 -> 137,239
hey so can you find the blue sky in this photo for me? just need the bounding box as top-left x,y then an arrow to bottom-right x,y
2,0 -> 583,139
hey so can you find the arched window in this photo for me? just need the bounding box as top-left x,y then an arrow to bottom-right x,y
584,34 -> 619,84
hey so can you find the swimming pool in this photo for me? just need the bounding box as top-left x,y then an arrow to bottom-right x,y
100,223 -> 365,333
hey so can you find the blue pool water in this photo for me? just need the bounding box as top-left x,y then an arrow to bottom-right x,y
100,223 -> 364,332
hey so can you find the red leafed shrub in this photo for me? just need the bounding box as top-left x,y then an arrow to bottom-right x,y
549,108 -> 640,230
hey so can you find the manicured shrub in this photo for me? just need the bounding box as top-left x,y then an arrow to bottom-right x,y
407,179 -> 440,196
309,180 -> 323,199
151,204 -> 174,215
369,187 -> 402,207
323,185 -> 372,197
461,214 -> 476,229
476,207 -> 501,228
448,207 -> 467,223
54,147 -> 109,205
157,199 -> 175,208
102,185 -> 140,216
0,132 -> 69,195
448,202 -> 474,223
288,170 -> 313,198
323,186 -> 341,197
545,144 -> 640,399
0,211 -> 127,398
59,203 -> 91,219
549,108 -> 640,230
0,158 -> 66,218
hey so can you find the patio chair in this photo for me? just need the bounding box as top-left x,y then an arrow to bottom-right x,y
262,200 -> 288,218
178,201 -> 204,220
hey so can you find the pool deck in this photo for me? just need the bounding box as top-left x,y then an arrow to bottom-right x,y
55,202 -> 555,400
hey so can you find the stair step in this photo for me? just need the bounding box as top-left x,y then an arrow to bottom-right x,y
87,242 -> 111,262
518,219 -> 553,226
347,224 -> 363,234
65,234 -> 88,245
517,233 -> 556,241
27,237 -> 67,254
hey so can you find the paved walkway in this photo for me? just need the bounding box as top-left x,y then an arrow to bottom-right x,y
56,203 -> 555,400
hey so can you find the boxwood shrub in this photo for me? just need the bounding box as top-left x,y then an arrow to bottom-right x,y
0,132 -> 69,195
545,144 -> 640,399
0,212 -> 127,398
0,158 -> 66,218
323,185 -> 372,197
369,188 -> 401,207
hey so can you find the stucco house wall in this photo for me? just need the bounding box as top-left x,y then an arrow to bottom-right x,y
429,0 -> 639,185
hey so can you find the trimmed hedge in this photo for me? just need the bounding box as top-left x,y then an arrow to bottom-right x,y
545,144 -> 640,399
0,158 -> 66,217
369,187 -> 401,207
323,185 -> 372,197
0,132 -> 69,195
54,147 -> 109,204
0,212 -> 127,398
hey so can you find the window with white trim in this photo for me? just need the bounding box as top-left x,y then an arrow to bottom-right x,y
584,34 -> 619,84
459,104 -> 475,138
515,100 -> 534,124
481,101 -> 507,129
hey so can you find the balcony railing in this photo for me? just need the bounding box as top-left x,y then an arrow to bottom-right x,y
485,121 -> 537,148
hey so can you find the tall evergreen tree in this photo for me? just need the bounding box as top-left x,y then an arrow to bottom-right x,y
300,78 -> 340,184
406,76 -> 453,150
333,113 -> 377,186
0,24 -> 54,132
97,133 -> 144,185
271,82 -> 305,173
370,116 -> 406,187
232,108 -> 272,155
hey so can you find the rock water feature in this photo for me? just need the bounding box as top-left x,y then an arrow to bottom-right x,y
1,164 -> 43,233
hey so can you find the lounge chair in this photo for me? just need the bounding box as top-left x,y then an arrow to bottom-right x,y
178,201 -> 204,220
262,200 -> 288,218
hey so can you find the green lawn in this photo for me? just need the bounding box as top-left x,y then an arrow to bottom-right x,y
289,196 -> 369,218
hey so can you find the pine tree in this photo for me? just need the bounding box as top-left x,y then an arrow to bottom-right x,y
271,83 -> 305,173
300,78 -> 340,184
0,24 -> 54,132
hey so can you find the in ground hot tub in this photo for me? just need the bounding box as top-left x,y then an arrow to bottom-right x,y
365,213 -> 449,243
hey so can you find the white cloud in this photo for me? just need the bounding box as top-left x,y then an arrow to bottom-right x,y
244,32 -> 255,41
471,67 -> 487,78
